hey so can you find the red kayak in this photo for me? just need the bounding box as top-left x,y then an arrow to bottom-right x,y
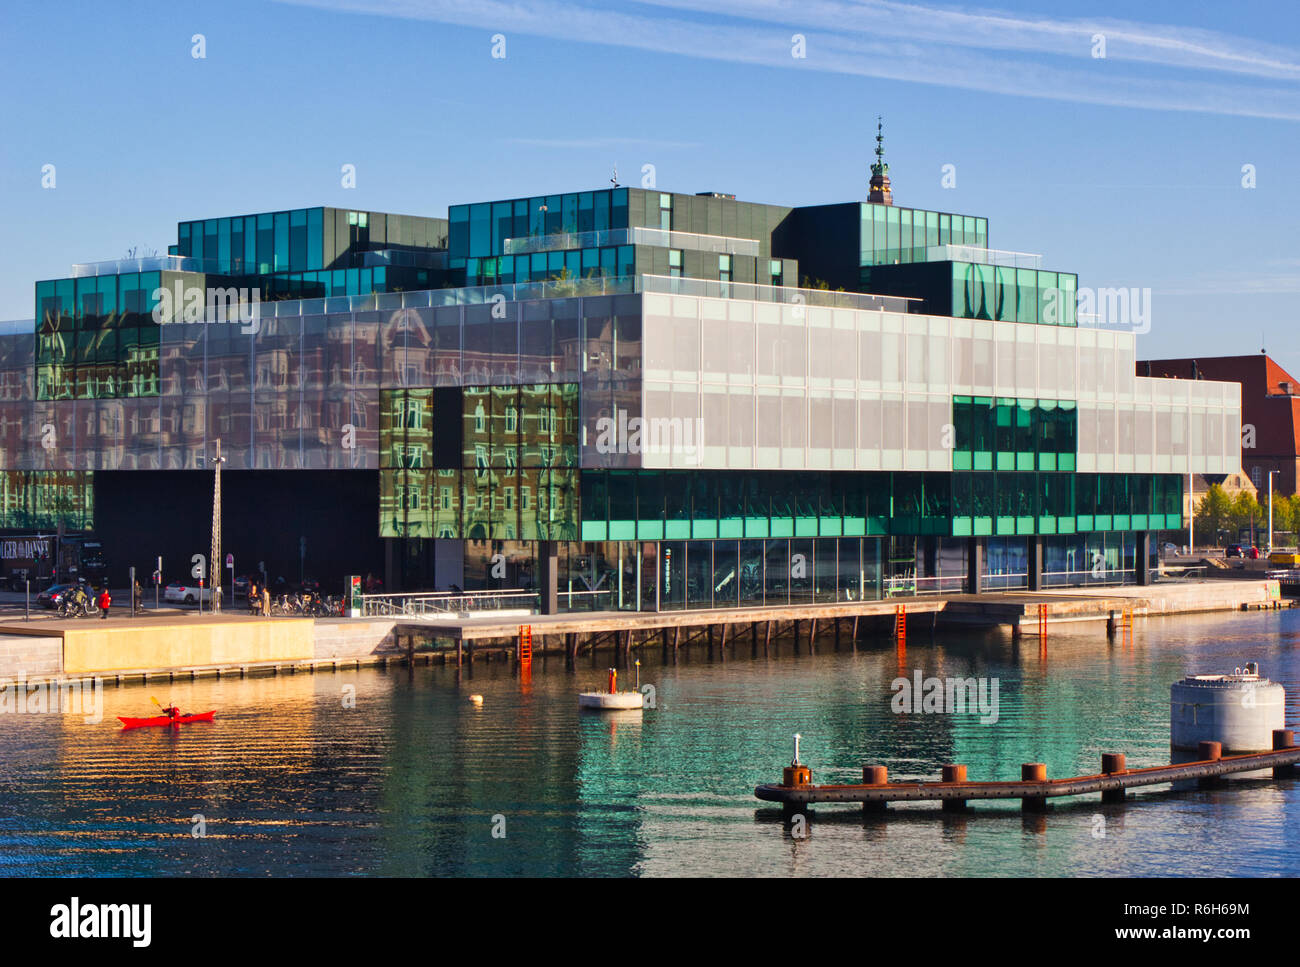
118,711 -> 216,729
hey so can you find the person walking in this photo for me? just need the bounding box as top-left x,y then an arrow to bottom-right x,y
248,581 -> 260,615
98,586 -> 111,620
261,585 -> 270,617
133,579 -> 143,612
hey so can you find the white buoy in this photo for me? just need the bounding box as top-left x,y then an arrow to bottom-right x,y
1171,662 -> 1284,753
1171,662 -> 1284,780
578,666 -> 644,711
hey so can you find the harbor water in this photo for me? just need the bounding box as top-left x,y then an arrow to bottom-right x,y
3,608 -> 1300,876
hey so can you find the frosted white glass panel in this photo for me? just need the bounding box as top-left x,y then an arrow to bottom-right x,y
833,394 -> 856,469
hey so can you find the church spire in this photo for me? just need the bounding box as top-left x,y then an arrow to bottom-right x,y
868,116 -> 893,206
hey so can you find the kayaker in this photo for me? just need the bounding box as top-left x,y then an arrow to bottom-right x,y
163,705 -> 180,719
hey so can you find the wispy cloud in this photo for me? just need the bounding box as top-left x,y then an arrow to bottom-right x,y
507,136 -> 702,149
273,0 -> 1300,120
1160,260 -> 1300,296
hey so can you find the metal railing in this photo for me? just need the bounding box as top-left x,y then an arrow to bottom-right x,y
926,244 -> 1042,270
70,255 -> 243,277
361,589 -> 538,617
639,275 -> 918,313
504,226 -> 761,257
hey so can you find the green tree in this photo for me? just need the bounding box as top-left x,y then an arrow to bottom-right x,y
1230,490 -> 1263,543
1194,483 -> 1232,546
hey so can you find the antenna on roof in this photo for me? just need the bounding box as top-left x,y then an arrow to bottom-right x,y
610,164 -> 620,189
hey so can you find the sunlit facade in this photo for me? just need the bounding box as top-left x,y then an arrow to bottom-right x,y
0,177 -> 1240,605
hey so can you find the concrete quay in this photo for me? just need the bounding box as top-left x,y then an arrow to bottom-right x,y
0,578 -> 1283,686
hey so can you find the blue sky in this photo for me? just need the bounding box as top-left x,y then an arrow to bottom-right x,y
2,0 -> 1297,366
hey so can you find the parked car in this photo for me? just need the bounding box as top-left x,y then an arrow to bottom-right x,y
1160,542 -> 1180,557
36,582 -> 79,610
163,581 -> 222,605
1226,544 -> 1244,558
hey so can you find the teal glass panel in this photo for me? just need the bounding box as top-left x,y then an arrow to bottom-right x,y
307,208 -> 323,270
218,217 -> 232,272
691,474 -> 717,539
664,471 -> 691,539
637,471 -> 664,540
608,470 -> 636,540
769,474 -> 794,538
718,475 -> 744,539
744,478 -> 770,538
273,212 -> 288,271
612,188 -> 628,229
1016,400 -> 1035,470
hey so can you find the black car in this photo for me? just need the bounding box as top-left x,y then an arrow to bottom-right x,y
1226,544 -> 1244,558
36,583 -> 80,609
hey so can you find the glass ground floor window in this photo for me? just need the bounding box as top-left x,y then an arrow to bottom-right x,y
390,529 -> 1157,606
1042,531 -> 1138,587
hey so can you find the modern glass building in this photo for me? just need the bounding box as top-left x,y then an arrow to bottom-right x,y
0,160 -> 1241,608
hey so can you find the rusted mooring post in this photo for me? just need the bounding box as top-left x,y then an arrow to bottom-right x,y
1101,752 -> 1126,802
862,765 -> 888,814
1275,729 -> 1297,779
1021,763 -> 1047,812
941,763 -> 968,812
1196,741 -> 1224,789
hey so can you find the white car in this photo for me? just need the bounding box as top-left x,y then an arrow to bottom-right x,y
164,581 -> 222,605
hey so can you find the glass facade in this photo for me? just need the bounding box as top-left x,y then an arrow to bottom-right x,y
952,396 -> 1077,472
35,272 -> 163,400
449,190 -> 631,266
861,204 -> 987,266
952,262 -> 1077,326
379,384 -> 580,539
578,469 -> 1182,542
12,179 -> 1244,599
0,471 -> 93,531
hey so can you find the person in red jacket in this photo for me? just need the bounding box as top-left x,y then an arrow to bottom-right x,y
98,587 -> 111,619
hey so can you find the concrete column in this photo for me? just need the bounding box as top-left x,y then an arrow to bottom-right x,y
538,540 -> 558,615
1135,530 -> 1150,586
966,537 -> 983,595
1027,537 -> 1044,592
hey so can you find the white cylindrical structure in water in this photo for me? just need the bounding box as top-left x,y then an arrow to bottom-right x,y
1170,662 -> 1285,753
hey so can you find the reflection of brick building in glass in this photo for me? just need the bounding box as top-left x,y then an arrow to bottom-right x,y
0,164 -> 1243,606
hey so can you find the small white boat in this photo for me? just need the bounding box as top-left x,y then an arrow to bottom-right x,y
579,665 -> 645,711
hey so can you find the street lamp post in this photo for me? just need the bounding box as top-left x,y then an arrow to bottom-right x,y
1268,469 -> 1280,553
210,439 -> 226,613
